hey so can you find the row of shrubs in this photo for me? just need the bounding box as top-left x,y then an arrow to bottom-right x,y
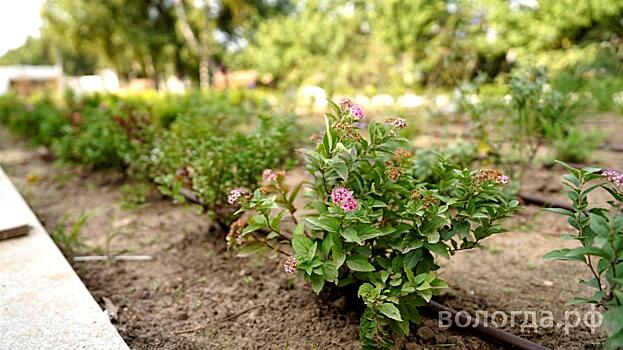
0,91 -> 298,226
1,92 -> 621,349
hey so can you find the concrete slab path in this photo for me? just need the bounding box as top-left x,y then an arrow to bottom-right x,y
0,166 -> 129,350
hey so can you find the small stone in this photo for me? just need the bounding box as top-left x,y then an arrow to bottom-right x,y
405,343 -> 420,350
416,326 -> 436,341
543,280 -> 554,287
434,333 -> 448,343
332,296 -> 347,311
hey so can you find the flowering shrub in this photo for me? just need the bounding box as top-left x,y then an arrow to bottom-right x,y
148,112 -> 297,227
544,163 -> 623,350
229,101 -> 518,348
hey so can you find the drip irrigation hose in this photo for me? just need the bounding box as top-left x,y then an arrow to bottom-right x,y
425,300 -> 552,350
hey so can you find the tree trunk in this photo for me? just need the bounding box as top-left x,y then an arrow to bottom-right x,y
172,0 -> 210,89
199,55 -> 210,90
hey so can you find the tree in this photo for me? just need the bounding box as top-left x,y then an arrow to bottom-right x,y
172,0 -> 293,88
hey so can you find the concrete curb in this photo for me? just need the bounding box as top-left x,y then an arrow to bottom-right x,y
0,167 -> 129,350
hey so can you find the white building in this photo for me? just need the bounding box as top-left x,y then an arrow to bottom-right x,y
0,65 -> 62,95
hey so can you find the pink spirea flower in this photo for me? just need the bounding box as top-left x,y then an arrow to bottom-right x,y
340,198 -> 358,212
497,175 -> 509,185
227,188 -> 245,204
262,169 -> 278,182
338,97 -> 353,110
603,169 -> 623,186
331,187 -> 358,212
283,256 -> 298,274
386,117 -> 407,128
348,104 -> 365,120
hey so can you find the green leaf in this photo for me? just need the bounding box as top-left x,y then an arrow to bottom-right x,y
292,227 -> 315,261
604,330 -> 623,350
322,262 -> 339,282
403,250 -> 423,269
329,232 -> 346,267
425,242 -> 450,259
331,160 -> 349,181
346,255 -> 376,272
544,207 -> 575,217
589,213 -> 610,237
358,283 -> 377,300
242,222 -> 264,234
543,247 -> 610,261
604,306 -> 623,336
310,273 -> 325,294
340,227 -> 361,243
306,216 -> 339,233
357,225 -> 388,241
378,303 -> 403,321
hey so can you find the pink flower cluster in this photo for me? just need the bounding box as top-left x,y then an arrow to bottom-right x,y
227,188 -> 245,204
603,169 -> 623,186
385,117 -> 407,128
348,104 -> 365,120
331,187 -> 358,212
262,169 -> 278,182
283,256 -> 298,274
498,175 -> 510,184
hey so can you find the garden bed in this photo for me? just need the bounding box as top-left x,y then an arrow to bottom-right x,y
0,126 -> 610,350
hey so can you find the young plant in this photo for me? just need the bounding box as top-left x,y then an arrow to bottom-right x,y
229,100 -> 518,349
544,163 -> 623,350
507,68 -> 581,183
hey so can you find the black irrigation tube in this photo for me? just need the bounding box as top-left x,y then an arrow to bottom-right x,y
425,300 -> 552,350
599,144 -> 623,153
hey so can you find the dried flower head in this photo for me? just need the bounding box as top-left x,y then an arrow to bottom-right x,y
331,187 -> 358,212
333,121 -> 362,140
411,190 -> 423,201
603,169 -> 623,186
174,166 -> 194,188
475,170 -> 509,185
227,188 -> 245,205
348,104 -> 365,120
283,256 -> 298,274
384,162 -> 404,181
226,218 -> 247,247
385,117 -> 407,128
393,148 -> 413,162
339,97 -> 353,110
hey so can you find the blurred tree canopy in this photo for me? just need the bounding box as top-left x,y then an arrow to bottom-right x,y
233,0 -> 623,91
1,0 -> 621,90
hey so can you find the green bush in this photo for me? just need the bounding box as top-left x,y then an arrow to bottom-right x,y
229,100 -> 518,348
0,94 -> 68,146
507,68 -> 582,181
545,164 -> 623,350
551,127 -> 605,164
149,110 -> 297,227
52,103 -> 154,170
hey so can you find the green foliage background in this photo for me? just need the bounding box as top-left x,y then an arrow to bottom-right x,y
1,0 -> 621,91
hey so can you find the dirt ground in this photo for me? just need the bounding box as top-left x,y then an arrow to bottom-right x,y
1,118 -> 620,349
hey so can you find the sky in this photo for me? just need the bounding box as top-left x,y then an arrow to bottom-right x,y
0,0 -> 46,56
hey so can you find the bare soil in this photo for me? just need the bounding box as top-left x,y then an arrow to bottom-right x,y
2,120 -> 620,349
